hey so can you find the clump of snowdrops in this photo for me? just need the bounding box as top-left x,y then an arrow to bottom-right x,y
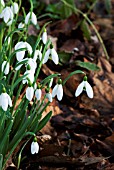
0,0 -> 93,169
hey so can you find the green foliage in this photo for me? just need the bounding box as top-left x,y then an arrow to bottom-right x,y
76,60 -> 100,71
105,0 -> 112,14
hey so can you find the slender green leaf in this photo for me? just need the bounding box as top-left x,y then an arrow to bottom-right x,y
40,73 -> 60,88
105,0 -> 112,14
81,19 -> 91,40
76,60 -> 100,71
37,111 -> 52,131
63,70 -> 85,85
11,73 -> 28,90
0,154 -> 3,170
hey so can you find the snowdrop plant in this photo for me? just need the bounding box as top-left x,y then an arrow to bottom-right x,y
0,0 -> 93,169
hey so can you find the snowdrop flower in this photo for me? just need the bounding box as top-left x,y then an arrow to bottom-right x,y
0,90 -> 12,111
42,28 -> 47,44
0,0 -> 5,7
15,58 -> 37,74
18,22 -> 25,29
33,50 -> 42,61
11,2 -> 19,14
75,76 -> 93,98
46,92 -> 53,102
26,86 -> 34,101
15,41 -> 32,61
43,44 -> 59,65
35,88 -> 42,101
0,7 -> 13,26
25,12 -> 37,25
31,137 -> 39,154
22,70 -> 35,84
52,79 -> 63,101
2,61 -> 10,75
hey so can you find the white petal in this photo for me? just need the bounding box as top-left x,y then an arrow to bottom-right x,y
75,81 -> 84,97
31,12 -> 37,25
25,42 -> 32,55
16,51 -> 25,61
46,93 -> 52,102
1,0 -> 5,7
57,84 -> 63,101
42,31 -> 47,44
51,48 -> 59,65
35,89 -> 42,101
52,84 -> 58,98
26,87 -> 34,101
2,61 -> 9,75
85,81 -> 93,98
43,49 -> 50,64
0,93 -> 8,111
6,19 -> 13,26
3,8 -> 10,23
18,22 -> 25,29
27,58 -> 37,73
23,70 -> 34,84
49,78 -> 53,88
11,2 -> 19,14
31,142 -> 39,154
25,12 -> 30,25
15,41 -> 26,61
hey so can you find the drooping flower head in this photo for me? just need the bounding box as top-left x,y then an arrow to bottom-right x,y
2,56 -> 10,75
11,2 -> 19,14
31,137 -> 39,154
75,76 -> 93,98
43,43 -> 59,65
0,6 -> 14,25
25,12 -> 37,25
42,28 -> 47,45
15,41 -> 32,61
0,87 -> 12,111
52,78 -> 63,101
35,84 -> 42,101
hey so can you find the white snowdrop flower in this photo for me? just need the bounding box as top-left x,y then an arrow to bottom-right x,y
15,41 -> 26,61
26,86 -> 34,101
0,7 -> 13,26
31,141 -> 39,154
0,0 -> 5,7
27,58 -> 37,74
46,92 -> 53,102
15,41 -> 32,62
22,70 -> 34,84
25,42 -> 32,55
18,22 -> 25,29
25,12 -> 37,25
42,29 -> 47,44
35,89 -> 42,101
2,61 -> 10,75
43,45 -> 59,64
75,76 -> 93,99
0,92 -> 12,111
11,2 -> 19,14
33,50 -> 42,61
52,79 -> 63,101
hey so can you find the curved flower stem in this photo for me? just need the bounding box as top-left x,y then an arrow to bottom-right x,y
61,0 -> 109,60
